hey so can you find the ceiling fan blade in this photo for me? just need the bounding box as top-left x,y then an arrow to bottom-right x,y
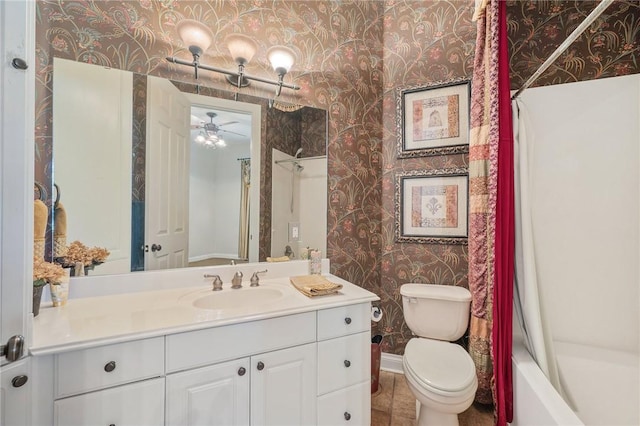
216,120 -> 239,127
219,129 -> 247,137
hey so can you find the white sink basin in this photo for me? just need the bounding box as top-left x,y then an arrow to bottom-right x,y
192,287 -> 284,311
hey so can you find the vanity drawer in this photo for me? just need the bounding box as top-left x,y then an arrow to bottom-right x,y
317,381 -> 370,426
54,377 -> 164,426
54,337 -> 164,399
317,331 -> 370,395
317,302 -> 371,341
166,311 -> 316,373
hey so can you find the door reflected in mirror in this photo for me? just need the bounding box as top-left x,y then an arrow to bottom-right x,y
50,57 -> 327,276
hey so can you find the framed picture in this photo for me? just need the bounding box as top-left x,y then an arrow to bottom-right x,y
397,79 -> 470,158
395,169 -> 468,245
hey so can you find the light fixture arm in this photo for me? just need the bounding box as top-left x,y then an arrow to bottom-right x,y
165,56 -> 301,93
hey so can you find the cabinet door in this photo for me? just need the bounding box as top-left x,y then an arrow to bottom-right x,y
166,358 -> 250,426
0,359 -> 31,425
54,377 -> 164,426
251,342 -> 317,426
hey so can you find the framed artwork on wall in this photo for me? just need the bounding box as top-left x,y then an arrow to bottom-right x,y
395,168 -> 468,245
396,79 -> 470,158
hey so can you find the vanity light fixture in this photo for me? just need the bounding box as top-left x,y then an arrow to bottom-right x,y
166,19 -> 300,97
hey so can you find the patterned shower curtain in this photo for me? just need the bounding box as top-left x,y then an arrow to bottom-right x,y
238,159 -> 251,260
469,0 -> 514,423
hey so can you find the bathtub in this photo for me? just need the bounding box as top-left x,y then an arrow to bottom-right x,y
554,341 -> 639,426
511,340 -> 640,426
511,341 -> 583,426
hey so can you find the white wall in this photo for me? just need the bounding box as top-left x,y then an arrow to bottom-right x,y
53,58 -> 132,275
271,149 -> 327,259
520,74 -> 639,354
189,141 -> 249,261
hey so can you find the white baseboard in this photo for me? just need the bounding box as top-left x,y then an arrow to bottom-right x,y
381,352 -> 404,374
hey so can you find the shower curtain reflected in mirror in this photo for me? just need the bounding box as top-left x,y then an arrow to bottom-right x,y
238,158 -> 251,260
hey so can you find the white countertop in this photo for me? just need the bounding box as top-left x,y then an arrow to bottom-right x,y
31,262 -> 378,356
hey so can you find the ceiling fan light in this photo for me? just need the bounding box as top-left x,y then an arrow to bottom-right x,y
195,133 -> 206,143
267,46 -> 296,75
176,19 -> 214,56
216,139 -> 227,147
226,34 -> 258,65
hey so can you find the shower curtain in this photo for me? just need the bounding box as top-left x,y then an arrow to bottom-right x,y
238,159 -> 251,260
512,99 -> 562,391
469,0 -> 513,423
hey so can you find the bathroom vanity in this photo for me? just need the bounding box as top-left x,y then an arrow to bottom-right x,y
29,260 -> 378,425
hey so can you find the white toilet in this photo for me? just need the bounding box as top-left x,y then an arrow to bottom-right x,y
401,283 -> 478,426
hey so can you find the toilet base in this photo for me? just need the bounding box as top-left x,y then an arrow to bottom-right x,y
417,402 -> 460,426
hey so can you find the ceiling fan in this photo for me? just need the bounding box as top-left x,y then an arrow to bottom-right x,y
192,112 -> 246,137
192,111 -> 247,149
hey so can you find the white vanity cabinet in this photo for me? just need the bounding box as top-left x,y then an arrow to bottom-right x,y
166,343 -> 317,426
316,303 -> 372,425
50,337 -> 165,426
0,359 -> 32,425
165,312 -> 317,426
32,292 -> 377,425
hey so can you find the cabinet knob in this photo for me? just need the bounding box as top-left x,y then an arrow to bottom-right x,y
257,361 -> 265,371
11,375 -> 28,388
344,412 -> 351,421
344,317 -> 352,324
238,367 -> 246,376
104,361 -> 116,372
11,58 -> 28,70
344,359 -> 351,368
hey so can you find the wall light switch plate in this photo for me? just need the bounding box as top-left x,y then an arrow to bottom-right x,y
288,222 -> 300,241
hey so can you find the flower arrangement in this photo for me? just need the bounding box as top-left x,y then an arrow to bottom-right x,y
33,256 -> 66,287
58,240 -> 110,266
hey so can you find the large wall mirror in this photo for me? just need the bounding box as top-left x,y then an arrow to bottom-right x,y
50,57 -> 328,276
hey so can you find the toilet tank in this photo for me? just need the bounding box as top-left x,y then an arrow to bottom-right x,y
401,284 -> 471,341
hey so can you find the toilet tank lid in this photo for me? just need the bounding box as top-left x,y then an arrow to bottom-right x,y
400,284 -> 471,302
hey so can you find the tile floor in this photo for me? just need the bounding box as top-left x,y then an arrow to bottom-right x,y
371,371 -> 494,426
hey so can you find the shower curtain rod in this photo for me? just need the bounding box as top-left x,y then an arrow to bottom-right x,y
275,155 -> 327,164
511,0 -> 614,100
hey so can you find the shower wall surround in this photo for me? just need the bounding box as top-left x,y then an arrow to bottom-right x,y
35,1 -> 639,354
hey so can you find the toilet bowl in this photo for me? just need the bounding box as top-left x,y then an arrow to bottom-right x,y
400,284 -> 477,426
403,338 -> 478,425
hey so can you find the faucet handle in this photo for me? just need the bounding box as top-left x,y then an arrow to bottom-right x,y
231,271 -> 243,289
250,269 -> 268,287
204,274 -> 223,291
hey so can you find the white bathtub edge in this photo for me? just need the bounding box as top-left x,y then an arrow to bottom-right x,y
511,343 -> 584,426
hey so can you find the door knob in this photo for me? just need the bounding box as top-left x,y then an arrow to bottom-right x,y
151,243 -> 162,252
257,361 -> 265,371
1,335 -> 25,362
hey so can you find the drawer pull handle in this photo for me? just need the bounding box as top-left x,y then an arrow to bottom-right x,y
11,375 -> 28,388
104,361 -> 116,372
344,412 -> 351,421
344,360 -> 351,368
257,361 -> 265,371
238,367 -> 246,376
344,317 -> 352,325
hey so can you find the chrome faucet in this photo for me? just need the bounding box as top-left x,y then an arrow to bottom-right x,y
250,269 -> 268,287
231,271 -> 243,289
204,274 -> 223,291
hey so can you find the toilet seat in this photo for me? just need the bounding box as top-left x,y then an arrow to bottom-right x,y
404,338 -> 476,396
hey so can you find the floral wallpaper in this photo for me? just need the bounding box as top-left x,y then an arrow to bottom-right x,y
507,0 -> 640,90
35,0 -> 639,357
